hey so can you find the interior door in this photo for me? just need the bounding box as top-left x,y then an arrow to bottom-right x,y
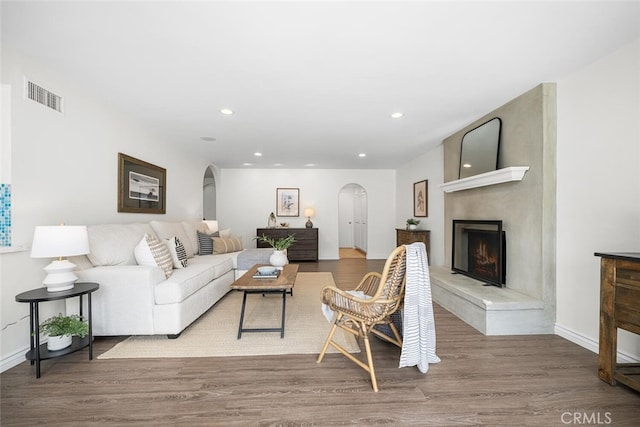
338,190 -> 354,248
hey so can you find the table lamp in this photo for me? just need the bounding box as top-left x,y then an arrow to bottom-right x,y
202,220 -> 219,232
304,208 -> 315,228
30,225 -> 90,292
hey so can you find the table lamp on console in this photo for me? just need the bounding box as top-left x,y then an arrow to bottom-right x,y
304,208 -> 314,228
30,225 -> 90,292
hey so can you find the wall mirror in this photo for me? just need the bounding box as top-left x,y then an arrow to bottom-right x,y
458,117 -> 502,179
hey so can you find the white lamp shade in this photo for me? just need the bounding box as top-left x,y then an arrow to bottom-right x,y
30,225 -> 90,258
202,220 -> 219,232
31,225 -> 90,292
304,208 -> 314,218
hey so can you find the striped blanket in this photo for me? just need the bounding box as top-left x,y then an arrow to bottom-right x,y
399,242 -> 441,373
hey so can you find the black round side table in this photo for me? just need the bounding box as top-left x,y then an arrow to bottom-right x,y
15,282 -> 99,378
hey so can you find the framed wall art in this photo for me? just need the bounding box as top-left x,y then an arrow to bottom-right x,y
118,153 -> 166,214
413,180 -> 428,217
276,188 -> 299,217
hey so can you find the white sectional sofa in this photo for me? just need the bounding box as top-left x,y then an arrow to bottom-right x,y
67,220 -> 249,338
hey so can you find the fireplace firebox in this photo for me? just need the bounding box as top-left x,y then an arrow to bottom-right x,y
452,220 -> 506,287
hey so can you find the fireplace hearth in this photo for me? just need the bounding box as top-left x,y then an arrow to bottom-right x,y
452,220 -> 506,287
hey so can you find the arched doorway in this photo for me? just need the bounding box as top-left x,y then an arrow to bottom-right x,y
203,166 -> 216,220
338,183 -> 367,258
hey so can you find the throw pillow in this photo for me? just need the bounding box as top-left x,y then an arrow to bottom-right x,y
134,233 -> 173,278
197,230 -> 219,255
166,236 -> 188,269
212,236 -> 243,254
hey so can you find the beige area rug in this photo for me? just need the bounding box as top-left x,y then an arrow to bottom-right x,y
98,272 -> 360,359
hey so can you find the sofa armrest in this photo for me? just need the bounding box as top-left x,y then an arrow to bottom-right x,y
69,265 -> 166,336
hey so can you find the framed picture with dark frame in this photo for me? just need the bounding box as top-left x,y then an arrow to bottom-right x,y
413,180 -> 428,217
276,188 -> 299,217
118,153 -> 166,214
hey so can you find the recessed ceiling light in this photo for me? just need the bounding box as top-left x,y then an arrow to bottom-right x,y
358,153 -> 366,158
463,163 -> 472,168
390,112 -> 404,119
200,136 -> 216,142
254,152 -> 262,157
273,163 -> 283,167
242,162 -> 252,166
220,108 -> 234,115
305,163 -> 316,167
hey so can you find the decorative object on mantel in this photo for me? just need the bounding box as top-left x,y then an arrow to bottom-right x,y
440,166 -> 530,193
413,180 -> 428,217
118,153 -> 166,214
30,225 -> 90,292
276,188 -> 299,217
304,208 -> 315,228
406,218 -> 420,230
268,212 -> 277,228
279,222 -> 289,228
39,313 -> 89,351
255,234 -> 296,269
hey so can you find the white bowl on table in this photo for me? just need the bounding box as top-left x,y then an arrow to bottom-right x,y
257,266 -> 277,275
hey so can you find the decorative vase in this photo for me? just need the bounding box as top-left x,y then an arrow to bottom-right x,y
268,212 -> 277,228
270,249 -> 289,269
408,224 -> 417,230
47,335 -> 72,351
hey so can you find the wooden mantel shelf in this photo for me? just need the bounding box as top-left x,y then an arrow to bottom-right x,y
440,166 -> 530,193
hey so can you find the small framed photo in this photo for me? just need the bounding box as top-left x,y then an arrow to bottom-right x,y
413,180 -> 428,217
276,188 -> 299,217
118,153 -> 166,214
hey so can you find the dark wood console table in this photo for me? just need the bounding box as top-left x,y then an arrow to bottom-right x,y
256,228 -> 318,261
396,228 -> 430,264
594,252 -> 640,392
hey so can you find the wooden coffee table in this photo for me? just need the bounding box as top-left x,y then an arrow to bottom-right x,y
230,263 -> 299,339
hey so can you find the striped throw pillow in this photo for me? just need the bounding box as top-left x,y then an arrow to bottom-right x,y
166,236 -> 188,269
197,230 -> 219,255
134,233 -> 173,278
212,236 -> 243,254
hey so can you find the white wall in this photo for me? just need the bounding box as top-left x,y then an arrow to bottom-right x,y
556,38 -> 640,359
395,145 -> 445,266
216,168 -> 396,260
0,49 -> 213,370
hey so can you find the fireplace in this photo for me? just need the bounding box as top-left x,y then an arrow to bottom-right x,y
452,220 -> 506,287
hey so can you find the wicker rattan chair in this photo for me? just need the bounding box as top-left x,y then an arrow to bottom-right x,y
317,245 -> 407,392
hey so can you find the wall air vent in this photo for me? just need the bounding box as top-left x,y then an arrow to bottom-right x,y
25,79 -> 63,113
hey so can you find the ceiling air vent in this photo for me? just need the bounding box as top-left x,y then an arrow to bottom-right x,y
25,79 -> 63,113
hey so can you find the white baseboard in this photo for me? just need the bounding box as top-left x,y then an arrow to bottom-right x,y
1,346 -> 30,373
554,323 -> 640,363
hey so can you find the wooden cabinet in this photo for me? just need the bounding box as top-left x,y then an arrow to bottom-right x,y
256,228 -> 318,262
595,252 -> 640,392
396,228 -> 430,264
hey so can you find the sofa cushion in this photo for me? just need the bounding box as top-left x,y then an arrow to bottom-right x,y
166,236 -> 188,269
150,221 -> 195,258
181,220 -> 209,255
154,257 -> 233,305
236,248 -> 273,270
197,230 -> 219,255
213,236 -> 243,254
87,223 -> 154,266
135,234 -> 173,278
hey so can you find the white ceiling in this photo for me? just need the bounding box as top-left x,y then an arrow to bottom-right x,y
2,1 -> 639,169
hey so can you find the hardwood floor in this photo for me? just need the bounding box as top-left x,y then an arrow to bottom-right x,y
338,247 -> 366,259
2,259 -> 638,426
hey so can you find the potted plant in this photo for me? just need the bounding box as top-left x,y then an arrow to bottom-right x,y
406,218 -> 420,230
255,234 -> 296,268
39,313 -> 89,351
